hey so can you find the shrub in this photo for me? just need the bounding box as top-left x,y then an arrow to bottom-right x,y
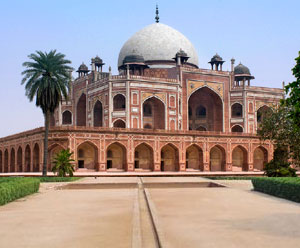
205,176 -> 260,180
264,159 -> 297,177
252,177 -> 300,202
0,178 -> 40,206
37,177 -> 81,182
51,149 -> 75,177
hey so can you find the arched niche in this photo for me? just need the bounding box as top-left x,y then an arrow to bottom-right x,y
17,147 -> 22,172
33,144 -> 40,172
232,146 -> 248,171
231,103 -> 243,118
257,106 -> 272,124
4,149 -> 8,173
186,145 -> 203,171
25,145 -> 31,172
77,142 -> 98,170
93,100 -> 103,127
62,111 -> 72,125
210,145 -> 226,171
143,97 -> 165,130
77,93 -> 86,126
10,148 -> 15,172
134,143 -> 154,171
113,94 -> 126,111
188,87 -> 223,131
106,142 -> 127,170
48,144 -> 64,171
160,144 -> 179,171
253,146 -> 268,171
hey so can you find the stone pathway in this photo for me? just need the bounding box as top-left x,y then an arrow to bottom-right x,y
0,177 -> 299,248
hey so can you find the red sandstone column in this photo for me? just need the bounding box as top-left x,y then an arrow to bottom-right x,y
8,150 -> 10,173
248,163 -> 254,171
99,162 -> 106,171
127,162 -> 134,172
22,147 -> 25,172
179,162 -> 185,172
154,162 -> 161,171
225,163 -> 232,171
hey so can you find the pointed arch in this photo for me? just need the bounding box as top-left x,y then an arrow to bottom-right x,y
77,93 -> 86,126
77,141 -> 98,170
186,144 -> 203,171
232,145 -> 248,171
253,146 -> 268,171
93,100 -> 103,127
62,110 -> 72,125
143,96 -> 165,130
160,143 -> 179,171
25,145 -> 31,172
17,147 -> 22,172
106,142 -> 127,170
188,87 -> 223,131
257,105 -> 272,124
231,103 -> 243,118
113,94 -> 126,111
48,144 -> 65,171
134,143 -> 154,171
4,149 -> 8,173
210,145 -> 226,171
10,148 -> 15,172
33,143 -> 40,172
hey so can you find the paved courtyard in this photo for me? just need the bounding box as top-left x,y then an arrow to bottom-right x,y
0,177 -> 300,247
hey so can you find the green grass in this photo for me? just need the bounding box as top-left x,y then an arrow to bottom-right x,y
205,176 -> 262,180
0,178 -> 40,206
252,177 -> 300,203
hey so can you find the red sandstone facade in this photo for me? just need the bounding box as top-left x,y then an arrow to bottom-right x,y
0,21 -> 284,174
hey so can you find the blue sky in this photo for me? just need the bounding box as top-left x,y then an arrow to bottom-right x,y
0,0 -> 299,137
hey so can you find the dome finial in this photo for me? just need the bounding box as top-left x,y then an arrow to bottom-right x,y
155,4 -> 159,23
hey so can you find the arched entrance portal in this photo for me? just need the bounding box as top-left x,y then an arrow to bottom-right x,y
77,142 -> 98,170
253,146 -> 268,171
25,145 -> 31,172
210,146 -> 226,171
33,144 -> 40,172
143,97 -> 165,130
17,147 -> 22,172
10,148 -> 15,172
77,93 -> 86,126
93,101 -> 103,127
188,87 -> 223,131
106,143 -> 127,170
232,146 -> 248,171
186,145 -> 203,170
160,144 -> 179,171
4,149 -> 8,173
48,144 -> 64,171
134,143 -> 153,171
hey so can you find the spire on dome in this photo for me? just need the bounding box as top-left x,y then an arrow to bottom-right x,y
155,4 -> 159,23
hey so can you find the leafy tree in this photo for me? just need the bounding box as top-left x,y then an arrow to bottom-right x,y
52,149 -> 75,177
285,51 -> 300,127
258,51 -> 300,173
21,50 -> 72,176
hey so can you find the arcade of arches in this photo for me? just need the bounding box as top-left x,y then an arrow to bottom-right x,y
0,138 -> 271,173
188,87 -> 223,131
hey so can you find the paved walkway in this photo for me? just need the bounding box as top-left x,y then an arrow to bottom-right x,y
0,177 -> 300,247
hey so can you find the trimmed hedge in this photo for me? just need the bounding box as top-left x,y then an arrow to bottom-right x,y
37,177 -> 81,183
0,178 -> 40,206
205,176 -> 261,180
252,177 -> 300,203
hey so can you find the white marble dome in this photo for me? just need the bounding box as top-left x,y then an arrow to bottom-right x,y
118,23 -> 199,68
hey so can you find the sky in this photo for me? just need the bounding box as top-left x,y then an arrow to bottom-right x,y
0,0 -> 299,137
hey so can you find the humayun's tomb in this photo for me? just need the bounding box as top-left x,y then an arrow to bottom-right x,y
0,10 -> 284,174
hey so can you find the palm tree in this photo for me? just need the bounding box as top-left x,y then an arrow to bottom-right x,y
21,50 -> 72,176
52,149 -> 75,177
